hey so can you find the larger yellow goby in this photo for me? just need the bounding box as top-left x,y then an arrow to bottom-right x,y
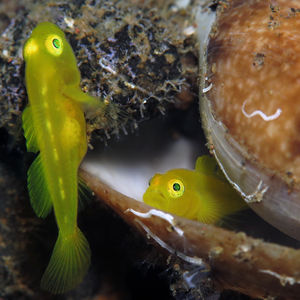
22,22 -> 103,293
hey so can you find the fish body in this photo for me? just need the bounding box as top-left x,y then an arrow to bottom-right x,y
22,22 -> 101,293
143,155 -> 246,224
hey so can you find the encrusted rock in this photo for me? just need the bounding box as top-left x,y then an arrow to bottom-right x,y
0,0 -> 198,149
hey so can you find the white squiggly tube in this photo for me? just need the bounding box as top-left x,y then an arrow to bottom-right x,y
125,208 -> 184,236
242,100 -> 282,121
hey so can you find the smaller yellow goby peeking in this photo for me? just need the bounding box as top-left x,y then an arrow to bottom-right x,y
22,22 -> 106,293
143,155 -> 247,224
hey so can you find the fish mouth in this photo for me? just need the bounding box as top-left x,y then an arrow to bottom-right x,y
143,189 -> 166,208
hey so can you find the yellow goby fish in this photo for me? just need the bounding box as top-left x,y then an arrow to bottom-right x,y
143,155 -> 247,224
22,22 -> 104,293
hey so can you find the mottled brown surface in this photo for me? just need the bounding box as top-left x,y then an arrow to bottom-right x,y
207,0 -> 300,182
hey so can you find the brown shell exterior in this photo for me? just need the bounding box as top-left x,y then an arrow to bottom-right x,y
207,0 -> 300,183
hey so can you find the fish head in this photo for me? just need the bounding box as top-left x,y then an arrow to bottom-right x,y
23,22 -> 78,83
143,169 -> 198,218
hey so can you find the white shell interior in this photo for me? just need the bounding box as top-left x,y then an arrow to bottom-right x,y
83,118 -> 206,201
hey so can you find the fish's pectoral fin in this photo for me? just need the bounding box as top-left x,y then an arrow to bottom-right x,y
27,154 -> 53,218
196,194 -> 222,225
22,106 -> 39,153
40,227 -> 91,294
195,155 -> 226,182
63,85 -> 128,136
62,85 -> 103,108
78,176 -> 94,211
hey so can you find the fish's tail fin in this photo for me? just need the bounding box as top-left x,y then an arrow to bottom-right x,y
40,227 -> 91,294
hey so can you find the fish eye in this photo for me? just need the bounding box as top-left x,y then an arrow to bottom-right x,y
173,182 -> 180,191
167,179 -> 184,198
52,38 -> 61,49
45,34 -> 63,56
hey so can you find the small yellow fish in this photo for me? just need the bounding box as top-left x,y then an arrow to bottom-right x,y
143,155 -> 246,224
22,22 -> 104,293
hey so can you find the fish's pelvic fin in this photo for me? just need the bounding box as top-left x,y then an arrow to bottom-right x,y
22,106 -> 39,153
40,227 -> 91,294
27,154 -> 53,218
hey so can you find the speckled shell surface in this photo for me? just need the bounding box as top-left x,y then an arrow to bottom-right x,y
199,0 -> 300,240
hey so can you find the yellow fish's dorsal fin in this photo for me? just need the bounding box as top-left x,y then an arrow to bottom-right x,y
27,154 -> 53,218
195,155 -> 226,182
22,106 -> 39,153
40,227 -> 91,294
78,176 -> 93,211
